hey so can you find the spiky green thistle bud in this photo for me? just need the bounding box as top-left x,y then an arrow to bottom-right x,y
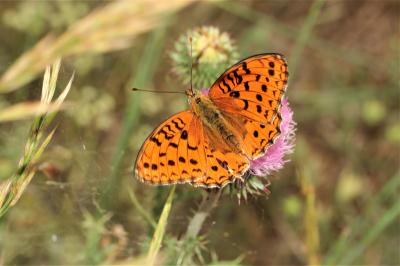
170,26 -> 239,89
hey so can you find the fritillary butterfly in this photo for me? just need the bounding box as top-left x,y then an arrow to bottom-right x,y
135,53 -> 289,188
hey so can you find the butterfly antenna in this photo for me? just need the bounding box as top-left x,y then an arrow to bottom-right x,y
131,88 -> 185,94
189,36 -> 194,95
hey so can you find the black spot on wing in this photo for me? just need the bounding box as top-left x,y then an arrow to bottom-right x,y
216,158 -> 229,170
262,84 -> 267,92
227,73 -> 235,86
253,130 -> 259,138
159,129 -> 174,140
181,130 -> 188,140
169,142 -> 178,148
243,100 -> 249,110
165,124 -> 175,133
222,79 -> 231,92
242,62 -> 251,74
244,81 -> 250,91
218,83 -> 226,93
188,144 -> 197,150
151,137 -> 162,146
172,118 -> 185,130
233,70 -> 242,84
229,91 -> 240,98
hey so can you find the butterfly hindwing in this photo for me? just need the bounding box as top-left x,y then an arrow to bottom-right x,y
191,128 -> 249,188
219,110 -> 282,160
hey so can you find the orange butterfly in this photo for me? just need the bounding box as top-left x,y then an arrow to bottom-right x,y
135,53 -> 288,188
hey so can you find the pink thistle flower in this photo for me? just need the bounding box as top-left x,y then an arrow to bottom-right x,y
249,98 -> 296,177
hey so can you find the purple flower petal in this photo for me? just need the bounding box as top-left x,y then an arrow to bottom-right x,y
249,98 -> 296,176
201,88 -> 210,95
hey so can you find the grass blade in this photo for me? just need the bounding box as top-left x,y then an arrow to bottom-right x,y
323,172 -> 400,264
299,170 -> 320,265
147,185 -> 176,266
339,200 -> 400,265
127,188 -> 157,229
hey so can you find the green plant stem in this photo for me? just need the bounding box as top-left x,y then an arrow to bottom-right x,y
185,190 -> 222,239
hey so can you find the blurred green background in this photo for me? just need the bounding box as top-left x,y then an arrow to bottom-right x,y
0,1 -> 399,265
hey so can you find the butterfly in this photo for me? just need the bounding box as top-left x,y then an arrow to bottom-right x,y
135,53 -> 288,188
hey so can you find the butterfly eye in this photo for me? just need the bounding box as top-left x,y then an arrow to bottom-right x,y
195,98 -> 201,104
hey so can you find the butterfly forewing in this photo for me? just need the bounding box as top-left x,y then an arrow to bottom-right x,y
136,111 -> 195,184
209,54 -> 288,124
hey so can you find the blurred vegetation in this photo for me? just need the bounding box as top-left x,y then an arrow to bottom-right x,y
0,1 -> 399,265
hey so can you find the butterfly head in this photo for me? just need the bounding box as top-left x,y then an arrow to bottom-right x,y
186,89 -> 217,120
185,89 -> 202,104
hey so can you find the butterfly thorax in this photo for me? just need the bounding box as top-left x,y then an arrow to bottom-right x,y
190,90 -> 242,155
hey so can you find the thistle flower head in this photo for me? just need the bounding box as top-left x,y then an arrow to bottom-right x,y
171,26 -> 239,89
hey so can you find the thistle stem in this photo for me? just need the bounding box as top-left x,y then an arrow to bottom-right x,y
185,189 -> 222,239
177,189 -> 222,265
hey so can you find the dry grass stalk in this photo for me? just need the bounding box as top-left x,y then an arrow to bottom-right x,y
0,59 -> 73,218
0,0 -> 194,93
